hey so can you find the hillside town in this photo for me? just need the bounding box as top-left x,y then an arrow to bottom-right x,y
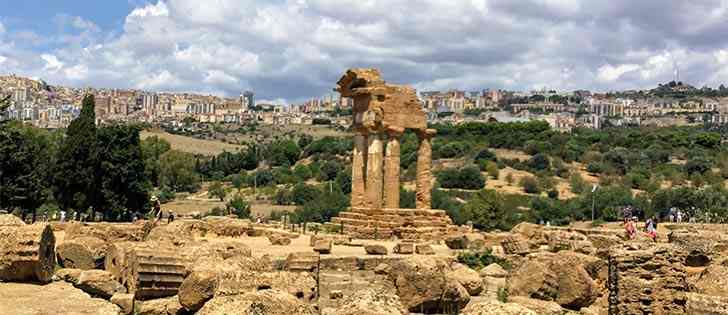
3,74 -> 728,132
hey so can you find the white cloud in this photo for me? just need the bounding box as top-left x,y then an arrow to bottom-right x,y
128,1 -> 169,18
6,0 -> 728,102
597,64 -> 639,82
0,22 -> 5,34
40,54 -> 64,72
64,64 -> 89,80
71,16 -> 100,32
0,55 -> 7,64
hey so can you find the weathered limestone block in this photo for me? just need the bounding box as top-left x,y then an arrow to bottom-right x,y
56,236 -> 108,270
415,244 -> 435,255
324,289 -> 408,315
76,269 -> 126,299
693,259 -> 728,297
136,295 -> 184,315
178,270 -> 218,312
480,263 -> 508,300
285,252 -> 319,272
393,242 -> 414,254
0,224 -> 55,283
110,293 -> 135,315
179,239 -> 252,267
507,259 -> 559,301
0,214 -> 24,227
268,234 -> 292,245
365,244 -> 388,255
54,268 -> 82,284
65,222 -> 149,242
447,263 -> 483,296
313,239 -> 332,254
445,234 -> 469,249
197,289 -> 317,315
507,296 -> 566,315
461,300 -> 538,315
501,235 -> 531,255
608,244 -> 689,314
388,256 -> 470,313
105,242 -> 187,300
686,292 -> 728,315
147,219 -> 211,241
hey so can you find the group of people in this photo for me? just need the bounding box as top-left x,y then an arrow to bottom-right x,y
622,206 -> 658,242
667,207 -> 692,223
148,196 -> 174,225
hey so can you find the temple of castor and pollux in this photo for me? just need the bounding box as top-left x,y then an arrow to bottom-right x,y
330,69 -> 459,240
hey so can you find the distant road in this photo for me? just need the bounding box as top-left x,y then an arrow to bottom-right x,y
141,130 -> 242,156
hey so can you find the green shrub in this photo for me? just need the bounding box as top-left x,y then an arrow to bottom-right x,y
547,189 -> 559,199
456,249 -> 512,270
475,149 -> 497,162
586,162 -> 604,174
157,186 -> 176,204
436,167 -> 485,190
485,161 -> 499,179
520,176 -> 540,194
570,173 -> 586,194
227,194 -> 250,219
497,287 -> 509,303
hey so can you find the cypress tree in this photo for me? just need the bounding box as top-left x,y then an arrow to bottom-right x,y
54,94 -> 97,217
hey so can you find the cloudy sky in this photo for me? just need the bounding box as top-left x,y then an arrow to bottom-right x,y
2,0 -> 728,103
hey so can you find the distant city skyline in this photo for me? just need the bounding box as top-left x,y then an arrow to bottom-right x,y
2,1 -> 728,103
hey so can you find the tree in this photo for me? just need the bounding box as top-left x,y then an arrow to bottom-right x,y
460,189 -> 513,231
291,183 -> 319,205
54,94 -> 97,215
436,167 -> 485,190
141,136 -> 171,186
0,122 -> 54,221
94,125 -> 151,220
159,150 -> 200,192
570,173 -> 586,194
520,176 -> 540,194
0,95 -> 10,123
293,164 -> 312,181
684,156 -> 712,175
265,139 -> 301,167
292,187 -> 349,223
475,149 -> 497,162
318,160 -> 342,181
231,174 -> 244,191
208,181 -> 226,201
227,194 -> 250,219
528,153 -> 550,171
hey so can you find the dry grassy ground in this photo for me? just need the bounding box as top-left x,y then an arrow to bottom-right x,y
141,130 -> 242,156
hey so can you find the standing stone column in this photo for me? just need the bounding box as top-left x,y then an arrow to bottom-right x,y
416,129 -> 436,209
351,129 -> 368,208
365,129 -> 384,208
383,127 -> 404,209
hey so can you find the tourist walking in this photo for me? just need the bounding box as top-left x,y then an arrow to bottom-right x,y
151,196 -> 162,224
645,216 -> 657,242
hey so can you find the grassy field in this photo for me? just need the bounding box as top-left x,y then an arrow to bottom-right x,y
141,130 -> 242,156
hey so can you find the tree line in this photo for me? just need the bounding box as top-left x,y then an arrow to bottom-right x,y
1,95 -> 150,221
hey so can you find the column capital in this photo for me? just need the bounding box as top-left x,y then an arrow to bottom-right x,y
386,126 -> 405,137
416,128 -> 437,139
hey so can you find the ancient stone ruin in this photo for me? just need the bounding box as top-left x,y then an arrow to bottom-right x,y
330,68 -> 456,239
